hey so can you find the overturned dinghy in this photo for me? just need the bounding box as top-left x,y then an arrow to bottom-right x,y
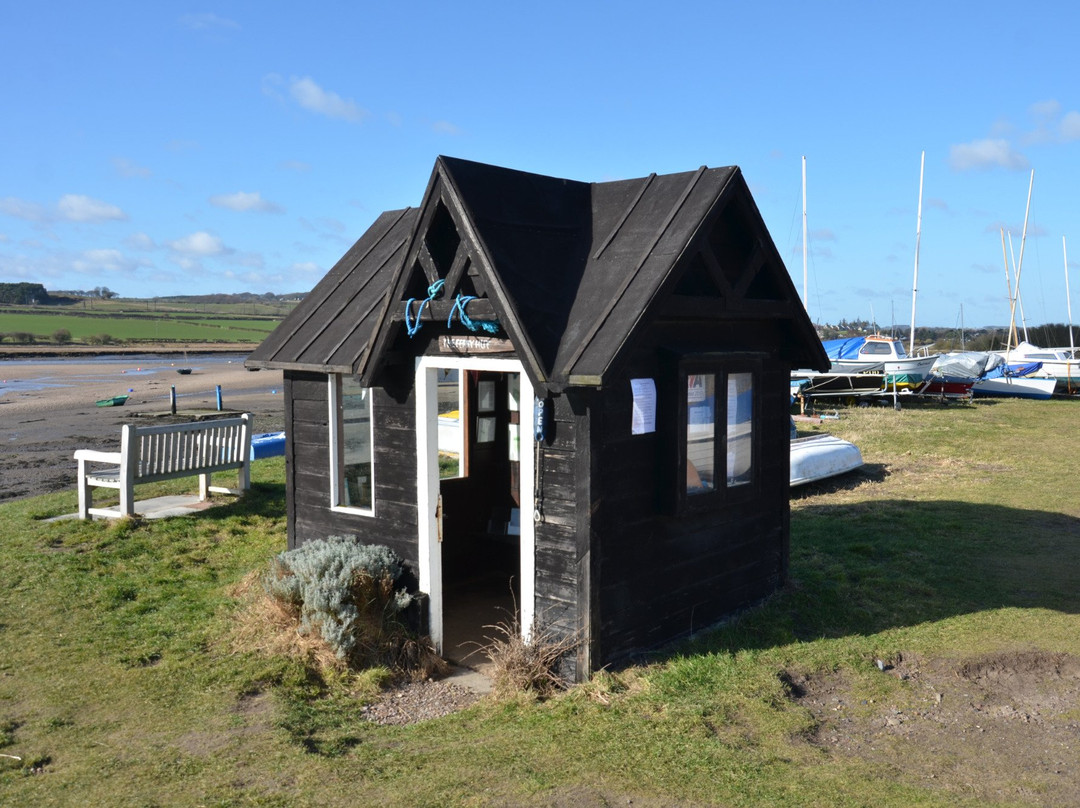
790,419 -> 864,487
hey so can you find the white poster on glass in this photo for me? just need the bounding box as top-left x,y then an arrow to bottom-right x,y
630,378 -> 656,435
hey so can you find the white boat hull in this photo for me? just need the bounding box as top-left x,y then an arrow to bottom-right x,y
972,375 -> 1057,400
790,434 -> 864,487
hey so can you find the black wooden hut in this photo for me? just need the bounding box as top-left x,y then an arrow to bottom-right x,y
246,156 -> 829,677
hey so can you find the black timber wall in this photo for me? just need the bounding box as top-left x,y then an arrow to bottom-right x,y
532,389 -> 589,679
283,370 -> 420,569
284,365 -> 588,676
590,320 -> 794,667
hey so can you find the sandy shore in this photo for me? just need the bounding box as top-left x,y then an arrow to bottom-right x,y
0,354 -> 285,503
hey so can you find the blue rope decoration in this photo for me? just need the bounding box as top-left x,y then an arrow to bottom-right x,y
404,279 -> 445,337
448,294 -> 500,334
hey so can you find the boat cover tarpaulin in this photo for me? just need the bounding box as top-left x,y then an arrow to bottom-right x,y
821,337 -> 867,360
929,351 -> 1044,380
930,351 -> 1004,380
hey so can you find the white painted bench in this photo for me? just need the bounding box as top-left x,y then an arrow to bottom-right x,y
74,413 -> 253,520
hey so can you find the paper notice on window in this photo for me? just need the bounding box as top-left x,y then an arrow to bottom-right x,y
630,378 -> 656,435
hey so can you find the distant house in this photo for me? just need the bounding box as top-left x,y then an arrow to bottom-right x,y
246,156 -> 828,678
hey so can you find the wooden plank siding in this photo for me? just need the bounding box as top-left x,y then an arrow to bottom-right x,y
587,326 -> 793,667
532,390 -> 586,679
283,370 -> 420,569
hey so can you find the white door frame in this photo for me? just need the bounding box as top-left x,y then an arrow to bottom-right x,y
414,355 -> 536,654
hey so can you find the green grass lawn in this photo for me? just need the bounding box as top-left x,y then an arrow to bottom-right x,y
2,399 -> 1079,806
0,310 -> 280,343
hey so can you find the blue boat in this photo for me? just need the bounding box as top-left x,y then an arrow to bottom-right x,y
250,431 -> 286,460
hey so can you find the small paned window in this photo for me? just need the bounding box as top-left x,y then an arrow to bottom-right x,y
680,362 -> 758,508
726,373 -> 753,487
331,375 -> 374,513
686,374 -> 716,494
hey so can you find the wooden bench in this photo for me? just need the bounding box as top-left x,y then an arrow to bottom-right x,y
74,413 -> 253,520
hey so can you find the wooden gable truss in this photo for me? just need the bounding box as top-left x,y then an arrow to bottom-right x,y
358,161 -> 550,391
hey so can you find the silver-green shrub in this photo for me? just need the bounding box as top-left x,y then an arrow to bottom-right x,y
264,536 -> 415,668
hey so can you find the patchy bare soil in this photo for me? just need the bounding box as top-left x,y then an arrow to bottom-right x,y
787,650 -> 1080,806
0,355 -> 283,503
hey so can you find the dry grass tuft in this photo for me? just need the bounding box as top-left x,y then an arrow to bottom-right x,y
228,571 -> 344,671
227,571 -> 447,681
479,613 -> 580,700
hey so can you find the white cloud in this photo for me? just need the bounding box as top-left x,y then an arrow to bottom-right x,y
0,196 -> 47,222
1029,99 -> 1061,120
432,120 -> 462,135
209,191 -> 284,213
168,231 -> 230,257
278,159 -> 312,173
165,139 -> 200,152
57,194 -> 128,222
112,157 -> 151,179
287,76 -> 367,122
1062,111 -> 1080,141
125,232 -> 156,251
71,248 -> 143,275
180,13 -> 239,31
948,139 -> 1029,171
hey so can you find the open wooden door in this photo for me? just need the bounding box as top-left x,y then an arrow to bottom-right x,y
415,357 -> 535,662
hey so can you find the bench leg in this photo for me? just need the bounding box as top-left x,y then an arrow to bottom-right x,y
119,477 -> 135,517
238,461 -> 250,493
78,460 -> 91,520
199,473 -> 210,501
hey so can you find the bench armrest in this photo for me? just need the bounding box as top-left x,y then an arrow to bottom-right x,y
74,449 -> 123,464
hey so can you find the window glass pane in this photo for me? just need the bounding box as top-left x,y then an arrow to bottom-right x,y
726,373 -> 753,487
686,374 -> 715,494
341,376 -> 372,509
437,369 -> 463,479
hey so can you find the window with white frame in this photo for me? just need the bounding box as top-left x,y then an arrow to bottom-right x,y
330,374 -> 374,513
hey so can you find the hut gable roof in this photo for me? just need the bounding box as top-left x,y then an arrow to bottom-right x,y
249,157 -> 828,382
246,208 -> 417,372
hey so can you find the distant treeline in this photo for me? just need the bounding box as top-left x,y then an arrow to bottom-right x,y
149,292 -> 306,304
818,320 -> 1078,352
3,286 -> 305,306
0,283 -> 52,305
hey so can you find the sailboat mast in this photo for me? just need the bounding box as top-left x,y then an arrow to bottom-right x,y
1066,236 -> 1075,355
1014,169 -> 1035,347
1007,233 -> 1029,345
1001,228 -> 1015,353
802,155 -> 808,315
909,151 -> 925,356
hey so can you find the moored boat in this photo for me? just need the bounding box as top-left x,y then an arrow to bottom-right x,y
972,366 -> 1057,400
996,341 -> 1079,393
823,335 -> 937,389
95,395 -> 129,407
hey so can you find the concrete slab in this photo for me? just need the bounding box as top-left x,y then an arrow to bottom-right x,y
445,663 -> 493,695
46,494 -> 218,522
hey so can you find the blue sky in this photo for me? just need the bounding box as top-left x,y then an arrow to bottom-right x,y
3,2 -> 1080,328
